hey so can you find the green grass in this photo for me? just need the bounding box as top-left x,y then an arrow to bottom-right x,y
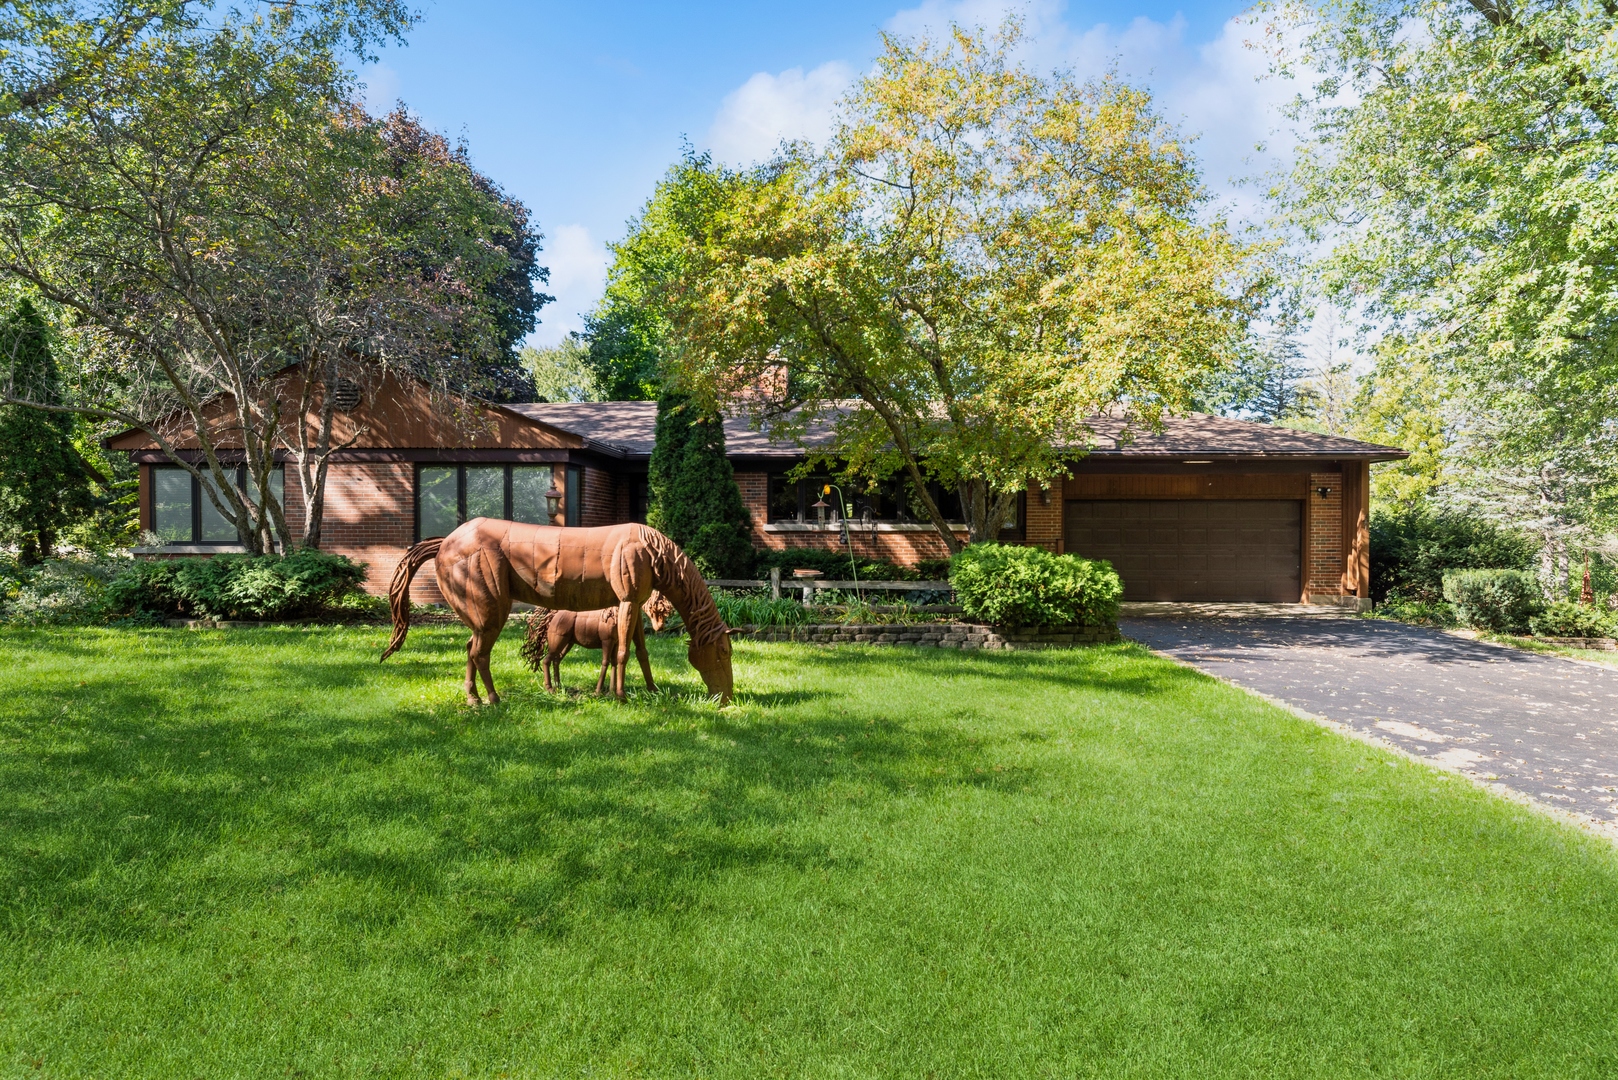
3,627 -> 1617,1078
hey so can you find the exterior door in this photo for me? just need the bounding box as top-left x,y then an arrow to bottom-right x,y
1063,500 -> 1302,602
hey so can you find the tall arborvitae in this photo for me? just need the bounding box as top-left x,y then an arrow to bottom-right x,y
0,300 -> 93,563
646,392 -> 755,577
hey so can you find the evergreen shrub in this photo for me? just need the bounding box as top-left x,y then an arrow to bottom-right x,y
1530,601 -> 1614,639
646,393 -> 755,578
1371,507 -> 1537,603
951,543 -> 1122,627
1441,569 -> 1544,633
102,550 -> 366,620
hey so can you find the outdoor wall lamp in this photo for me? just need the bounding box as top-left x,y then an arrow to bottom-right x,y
545,481 -> 564,523
1316,485 -> 1333,499
1039,485 -> 1052,506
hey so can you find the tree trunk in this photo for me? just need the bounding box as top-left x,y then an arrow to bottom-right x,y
959,477 -> 1018,546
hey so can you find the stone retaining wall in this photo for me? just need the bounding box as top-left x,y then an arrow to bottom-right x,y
734,622 -> 1119,649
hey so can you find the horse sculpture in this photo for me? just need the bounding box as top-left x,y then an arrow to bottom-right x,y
520,592 -> 675,695
381,520 -> 735,705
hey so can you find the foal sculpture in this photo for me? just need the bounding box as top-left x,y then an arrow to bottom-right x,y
381,520 -> 734,705
521,592 -> 674,694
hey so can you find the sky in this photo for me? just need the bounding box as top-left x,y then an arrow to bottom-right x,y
361,0 -> 1296,348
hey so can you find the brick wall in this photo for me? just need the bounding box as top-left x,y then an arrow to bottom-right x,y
1023,481 -> 1062,552
319,462 -> 442,604
1306,472 -> 1344,597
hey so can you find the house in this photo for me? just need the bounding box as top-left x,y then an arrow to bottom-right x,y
109,372 -> 1407,607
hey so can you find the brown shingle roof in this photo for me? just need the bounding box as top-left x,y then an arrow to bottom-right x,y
506,402 -> 1406,462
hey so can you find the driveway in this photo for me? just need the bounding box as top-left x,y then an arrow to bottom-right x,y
1121,616 -> 1618,831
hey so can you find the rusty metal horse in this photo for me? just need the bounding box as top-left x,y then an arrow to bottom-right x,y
381,520 -> 735,705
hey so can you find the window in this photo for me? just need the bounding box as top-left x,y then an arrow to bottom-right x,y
565,465 -> 583,527
766,473 -> 965,524
629,477 -> 649,524
150,465 -> 284,545
415,464 -> 557,540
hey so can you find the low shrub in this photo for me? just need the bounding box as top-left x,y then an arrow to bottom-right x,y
1375,591 -> 1459,628
1441,569 -> 1544,633
102,549 -> 367,620
0,555 -> 130,625
951,543 -> 1122,627
1530,601 -> 1614,639
1370,507 -> 1537,603
712,592 -> 814,628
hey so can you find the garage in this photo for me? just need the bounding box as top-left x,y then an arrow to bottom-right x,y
1063,499 -> 1302,602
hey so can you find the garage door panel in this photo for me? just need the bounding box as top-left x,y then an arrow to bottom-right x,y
1064,500 -> 1301,602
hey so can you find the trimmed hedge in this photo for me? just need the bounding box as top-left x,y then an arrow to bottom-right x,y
1370,507 -> 1537,603
102,550 -> 367,620
1441,569 -> 1544,633
951,543 -> 1122,628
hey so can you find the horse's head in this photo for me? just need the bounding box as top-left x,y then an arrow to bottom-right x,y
687,630 -> 736,704
642,590 -> 674,633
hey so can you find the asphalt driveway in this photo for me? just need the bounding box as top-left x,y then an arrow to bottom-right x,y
1121,616 -> 1618,831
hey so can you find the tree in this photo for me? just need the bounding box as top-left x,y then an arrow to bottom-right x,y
646,392 -> 755,578
0,299 -> 93,562
0,5 -> 544,552
523,334 -> 602,402
642,24 -> 1255,551
1201,323 -> 1313,422
1268,0 -> 1618,543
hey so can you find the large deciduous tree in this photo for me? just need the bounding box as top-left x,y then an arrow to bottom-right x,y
639,24 -> 1255,551
0,2 -> 545,553
1268,0 -> 1618,551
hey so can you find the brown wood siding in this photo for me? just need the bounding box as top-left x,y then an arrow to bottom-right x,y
1063,473 -> 1308,500
1065,499 -> 1302,602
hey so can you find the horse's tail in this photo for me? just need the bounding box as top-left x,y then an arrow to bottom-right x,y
380,537 -> 443,661
519,608 -> 555,671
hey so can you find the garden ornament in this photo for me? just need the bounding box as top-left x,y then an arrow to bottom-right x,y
382,521 -> 735,706
519,592 -> 674,695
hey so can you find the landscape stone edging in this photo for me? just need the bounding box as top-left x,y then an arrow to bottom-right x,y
731,621 -> 1120,649
1535,636 -> 1618,650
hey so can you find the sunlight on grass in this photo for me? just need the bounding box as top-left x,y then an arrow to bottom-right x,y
2,625 -> 1616,1077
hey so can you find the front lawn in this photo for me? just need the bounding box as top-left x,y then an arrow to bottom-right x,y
2,627 -> 1616,1077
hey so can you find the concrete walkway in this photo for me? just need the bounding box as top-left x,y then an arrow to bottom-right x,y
1121,616 -> 1618,833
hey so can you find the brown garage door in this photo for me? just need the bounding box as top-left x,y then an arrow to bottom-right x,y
1064,500 -> 1302,602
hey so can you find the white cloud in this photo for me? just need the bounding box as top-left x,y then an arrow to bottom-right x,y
704,61 -> 853,166
360,62 -> 401,115
531,223 -> 609,347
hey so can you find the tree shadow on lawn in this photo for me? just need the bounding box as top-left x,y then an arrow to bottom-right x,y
0,630 -> 1113,947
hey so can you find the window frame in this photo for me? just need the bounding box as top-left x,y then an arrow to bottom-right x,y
565,465 -> 583,528
413,463 -> 560,542
149,463 -> 284,546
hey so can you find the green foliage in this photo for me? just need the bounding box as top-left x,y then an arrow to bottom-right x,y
1530,601 -> 1614,640
0,553 -> 128,625
1370,506 -> 1538,604
521,335 -> 601,402
102,550 -> 367,620
0,300 -> 93,562
951,543 -> 1122,628
752,548 -> 932,582
1373,592 -> 1459,629
712,592 -> 814,628
581,299 -> 662,401
646,392 -> 755,578
1442,569 -> 1545,634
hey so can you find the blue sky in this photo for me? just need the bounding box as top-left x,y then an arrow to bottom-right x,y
362,0 -> 1284,346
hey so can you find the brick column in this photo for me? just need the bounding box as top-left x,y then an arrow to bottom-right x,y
1023,480 -> 1062,552
735,471 -> 769,549
1306,472 -> 1344,597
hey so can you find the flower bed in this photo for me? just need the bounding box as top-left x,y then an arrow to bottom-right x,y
732,621 -> 1120,649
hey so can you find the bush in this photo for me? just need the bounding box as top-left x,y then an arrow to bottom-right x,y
1441,569 -> 1544,633
102,549 -> 367,620
951,543 -> 1122,627
1530,601 -> 1615,639
0,554 -> 129,625
1375,591 -> 1458,628
1370,506 -> 1537,603
646,393 -> 755,578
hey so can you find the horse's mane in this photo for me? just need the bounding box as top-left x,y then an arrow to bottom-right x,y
638,526 -> 728,646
